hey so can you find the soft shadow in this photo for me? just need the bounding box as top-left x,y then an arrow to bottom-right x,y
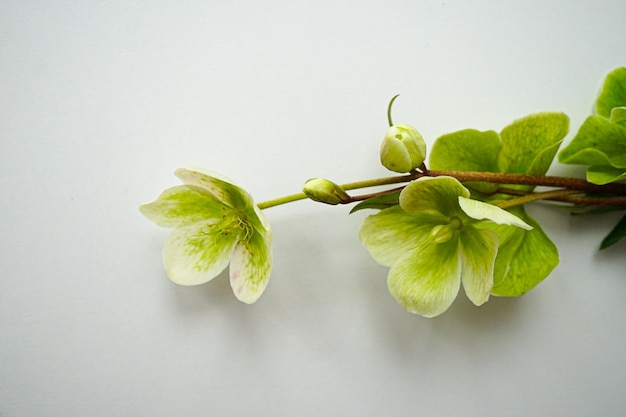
160,207 -> 545,352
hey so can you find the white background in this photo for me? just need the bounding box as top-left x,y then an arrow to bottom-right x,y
1,1 -> 625,416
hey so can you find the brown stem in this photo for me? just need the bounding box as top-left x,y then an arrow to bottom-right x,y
424,170 -> 626,194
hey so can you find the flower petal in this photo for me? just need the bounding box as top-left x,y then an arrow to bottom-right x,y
359,206 -> 448,266
140,185 -> 225,227
400,176 -> 470,217
175,167 -> 252,210
387,239 -> 461,317
163,220 -> 237,285
459,227 -> 498,306
458,196 -> 532,230
229,230 -> 273,304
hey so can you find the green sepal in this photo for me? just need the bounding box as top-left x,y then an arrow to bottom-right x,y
600,214 -> 626,250
350,190 -> 401,214
596,67 -> 626,119
477,206 -> 559,296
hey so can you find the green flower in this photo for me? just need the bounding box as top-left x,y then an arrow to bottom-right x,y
140,167 -> 272,304
359,176 -> 531,317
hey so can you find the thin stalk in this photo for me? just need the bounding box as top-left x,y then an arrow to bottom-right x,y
257,170 -> 626,210
494,190 -> 580,209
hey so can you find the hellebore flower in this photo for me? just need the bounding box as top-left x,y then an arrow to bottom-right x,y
359,176 -> 531,317
140,167 -> 272,304
380,123 -> 427,173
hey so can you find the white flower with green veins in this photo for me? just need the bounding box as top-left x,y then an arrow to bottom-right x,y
359,176 -> 531,317
140,167 -> 272,304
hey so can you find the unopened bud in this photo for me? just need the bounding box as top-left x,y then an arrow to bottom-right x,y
380,123 -> 426,173
302,178 -> 351,205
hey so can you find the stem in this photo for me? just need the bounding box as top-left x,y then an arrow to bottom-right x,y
256,192 -> 308,210
387,94 -> 400,127
425,170 -> 626,194
494,190 -> 580,209
256,170 -> 626,210
257,174 -> 414,209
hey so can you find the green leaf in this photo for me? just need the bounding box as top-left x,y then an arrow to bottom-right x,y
478,206 -> 559,296
610,106 -> 626,127
596,67 -> 626,119
430,129 -> 502,172
600,214 -> 626,250
586,164 -> 626,185
350,191 -> 400,214
498,112 -> 569,188
559,116 -> 626,168
429,129 -> 501,193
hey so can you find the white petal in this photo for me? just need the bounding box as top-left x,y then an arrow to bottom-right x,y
229,230 -> 273,304
163,221 -> 237,285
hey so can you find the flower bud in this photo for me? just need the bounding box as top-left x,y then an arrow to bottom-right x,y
302,178 -> 351,205
380,123 -> 426,173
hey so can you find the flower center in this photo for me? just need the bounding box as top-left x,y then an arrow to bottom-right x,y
429,217 -> 463,244
203,212 -> 254,241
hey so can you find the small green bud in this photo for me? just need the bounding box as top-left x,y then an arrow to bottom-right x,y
380,123 -> 427,173
302,178 -> 351,205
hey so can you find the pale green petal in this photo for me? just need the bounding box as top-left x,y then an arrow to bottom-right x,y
459,227 -> 498,306
359,206 -> 448,266
458,196 -> 532,230
400,176 -> 470,216
229,230 -> 273,304
387,239 -> 461,317
139,185 -> 225,227
174,167 -> 252,210
163,220 -> 238,285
